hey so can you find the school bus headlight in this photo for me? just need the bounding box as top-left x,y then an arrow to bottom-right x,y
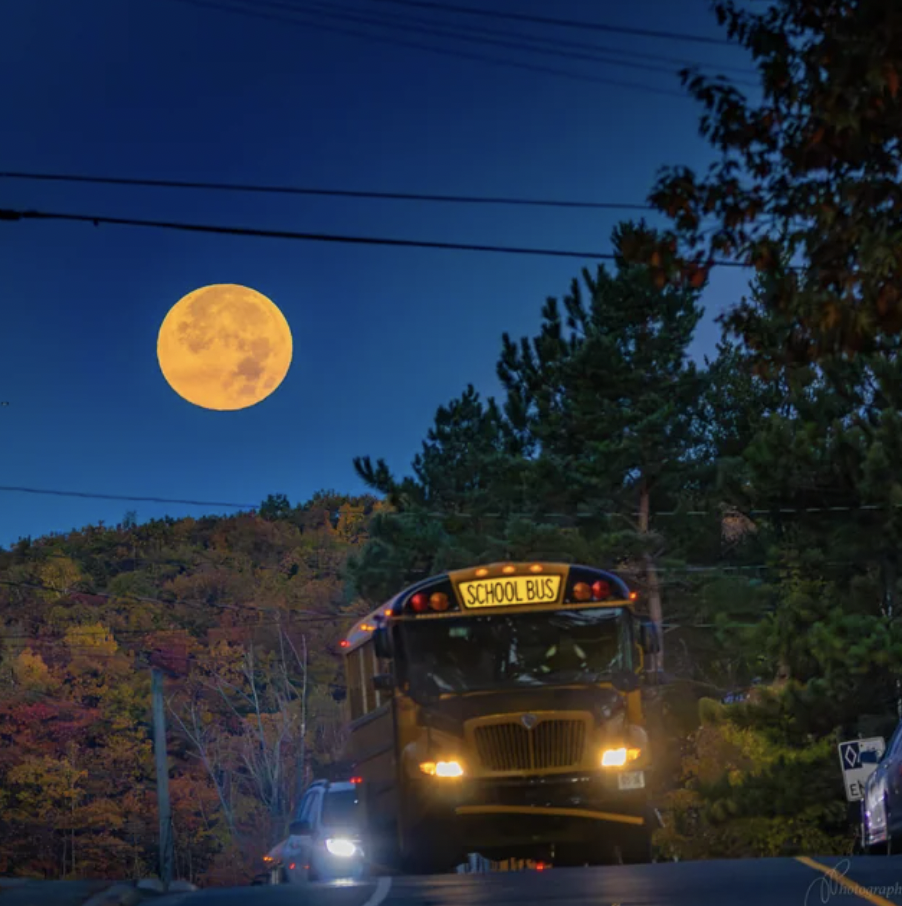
601,747 -> 641,767
420,760 -> 464,777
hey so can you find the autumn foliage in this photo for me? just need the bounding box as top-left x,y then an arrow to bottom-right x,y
639,0 -> 902,361
0,494 -> 382,884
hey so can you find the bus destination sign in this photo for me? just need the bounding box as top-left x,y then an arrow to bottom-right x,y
458,575 -> 562,609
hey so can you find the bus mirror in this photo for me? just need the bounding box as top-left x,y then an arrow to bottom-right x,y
373,673 -> 394,692
373,625 -> 393,660
639,621 -> 661,656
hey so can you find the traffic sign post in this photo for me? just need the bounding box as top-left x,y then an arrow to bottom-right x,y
837,737 -> 885,802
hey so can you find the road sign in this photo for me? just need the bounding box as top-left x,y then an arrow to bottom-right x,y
837,737 -> 885,802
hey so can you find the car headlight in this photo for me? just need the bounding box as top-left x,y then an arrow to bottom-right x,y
601,746 -> 641,767
325,838 -> 357,857
419,759 -> 464,777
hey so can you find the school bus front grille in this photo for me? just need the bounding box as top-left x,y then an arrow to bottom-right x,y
473,719 -> 587,772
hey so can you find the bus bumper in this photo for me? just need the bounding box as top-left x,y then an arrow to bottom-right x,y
409,772 -> 650,850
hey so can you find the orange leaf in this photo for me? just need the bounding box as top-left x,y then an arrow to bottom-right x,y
650,251 -> 662,268
753,249 -> 772,272
689,267 -> 707,289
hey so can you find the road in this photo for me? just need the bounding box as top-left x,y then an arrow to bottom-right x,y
151,856 -> 902,906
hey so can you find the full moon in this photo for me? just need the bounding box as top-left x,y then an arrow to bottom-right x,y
157,284 -> 292,411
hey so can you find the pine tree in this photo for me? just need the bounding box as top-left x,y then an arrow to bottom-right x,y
348,386 -> 530,602
495,222 -> 705,667
659,277 -> 902,858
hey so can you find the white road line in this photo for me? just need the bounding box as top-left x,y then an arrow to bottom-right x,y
360,876 -> 392,906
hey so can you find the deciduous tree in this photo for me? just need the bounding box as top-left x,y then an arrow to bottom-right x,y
640,0 -> 902,360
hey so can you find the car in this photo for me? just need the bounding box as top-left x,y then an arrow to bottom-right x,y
263,779 -> 369,883
861,725 -> 902,854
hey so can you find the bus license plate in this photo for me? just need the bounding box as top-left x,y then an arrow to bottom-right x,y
458,575 -> 562,609
617,771 -> 645,791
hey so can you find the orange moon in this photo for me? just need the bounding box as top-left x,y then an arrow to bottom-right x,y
157,284 -> 292,411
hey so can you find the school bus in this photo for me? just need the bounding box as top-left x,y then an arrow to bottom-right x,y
340,561 -> 661,874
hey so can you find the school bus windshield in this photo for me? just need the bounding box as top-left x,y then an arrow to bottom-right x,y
400,607 -> 633,694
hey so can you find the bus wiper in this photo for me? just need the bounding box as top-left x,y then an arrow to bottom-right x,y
410,674 -> 446,705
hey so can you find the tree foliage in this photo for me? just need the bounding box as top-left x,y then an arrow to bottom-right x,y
638,0 -> 902,361
0,493 -> 378,884
348,204 -> 902,856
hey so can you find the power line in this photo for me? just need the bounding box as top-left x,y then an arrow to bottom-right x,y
325,0 -> 754,73
0,171 -> 653,212
1,483 -> 885,522
0,617 -> 340,641
0,484 -> 255,509
0,577 -> 348,621
168,0 -> 691,98
244,0 -> 758,86
285,0 -> 755,75
361,0 -> 735,46
401,502 -> 902,519
0,207 -> 752,267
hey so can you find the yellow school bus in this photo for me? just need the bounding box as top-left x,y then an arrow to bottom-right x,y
340,561 -> 661,874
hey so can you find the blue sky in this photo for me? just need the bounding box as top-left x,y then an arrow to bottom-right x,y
0,0 -> 756,548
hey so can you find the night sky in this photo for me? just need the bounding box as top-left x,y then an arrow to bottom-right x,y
0,0 -> 755,548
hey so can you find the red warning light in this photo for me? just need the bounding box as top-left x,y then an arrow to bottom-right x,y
339,639 -> 350,648
591,580 -> 610,601
350,776 -> 363,784
409,592 -> 429,613
535,862 -> 546,871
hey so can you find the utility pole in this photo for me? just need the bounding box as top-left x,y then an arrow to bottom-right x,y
882,558 -> 902,719
637,477 -> 663,674
152,667 -> 174,892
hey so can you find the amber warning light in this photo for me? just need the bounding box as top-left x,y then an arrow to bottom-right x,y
572,580 -> 613,602
408,591 -> 451,613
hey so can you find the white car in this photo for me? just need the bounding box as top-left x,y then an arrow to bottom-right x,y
264,779 -> 368,883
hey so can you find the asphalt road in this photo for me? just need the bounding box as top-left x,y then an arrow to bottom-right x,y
151,856 -> 902,906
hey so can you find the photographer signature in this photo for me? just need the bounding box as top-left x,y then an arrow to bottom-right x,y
803,859 -> 865,906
